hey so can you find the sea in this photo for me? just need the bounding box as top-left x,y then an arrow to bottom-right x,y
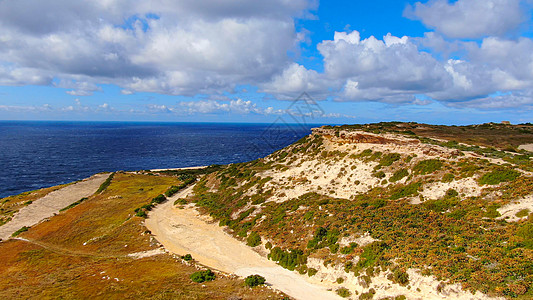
0,121 -> 317,198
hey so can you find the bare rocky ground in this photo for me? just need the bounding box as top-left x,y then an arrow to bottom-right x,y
0,173 -> 109,241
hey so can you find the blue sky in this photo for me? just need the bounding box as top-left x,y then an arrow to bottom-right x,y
0,0 -> 532,125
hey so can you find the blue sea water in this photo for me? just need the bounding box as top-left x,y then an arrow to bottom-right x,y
0,121 -> 316,198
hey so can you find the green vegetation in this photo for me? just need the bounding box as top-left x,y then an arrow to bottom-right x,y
60,197 -> 88,212
359,288 -> 376,299
390,169 -> 408,182
442,173 -> 455,183
181,254 -> 193,261
268,247 -> 307,271
516,209 -> 530,218
96,172 -> 115,193
388,267 -> 409,286
175,124 -> 533,298
12,226 -> 29,237
247,231 -> 261,247
478,168 -> 521,185
190,269 -> 216,283
413,159 -> 442,175
306,227 -> 340,251
336,287 -> 351,298
423,189 -> 459,212
244,274 -> 266,287
390,182 -> 421,200
377,153 -> 401,168
307,268 -> 318,277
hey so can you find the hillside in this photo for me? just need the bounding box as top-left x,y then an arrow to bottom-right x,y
0,122 -> 532,300
0,171 -> 284,299
180,122 -> 533,299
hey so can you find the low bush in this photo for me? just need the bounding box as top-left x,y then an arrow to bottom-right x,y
60,197 -> 88,212
336,287 -> 351,298
390,182 -> 421,200
390,169 -> 408,182
246,231 -> 261,247
96,172 -> 115,193
478,168 -> 520,185
244,274 -> 266,287
181,254 -> 193,261
413,159 -> 442,175
12,226 -> 29,237
388,267 -> 409,286
151,194 -> 166,204
190,269 -> 215,283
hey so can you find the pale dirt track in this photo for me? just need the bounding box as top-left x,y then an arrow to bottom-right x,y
0,173 -> 109,241
145,185 -> 341,300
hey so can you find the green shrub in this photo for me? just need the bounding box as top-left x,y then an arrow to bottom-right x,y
174,198 -> 187,205
388,268 -> 409,285
442,173 -> 455,183
60,197 -> 88,212
190,269 -> 215,283
268,247 -> 307,271
165,186 -> 181,197
340,246 -> 354,255
96,172 -> 115,193
265,241 -> 272,249
359,288 -> 376,299
484,204 -> 501,218
308,268 -> 318,277
247,231 -> 261,247
516,209 -> 530,218
151,194 -> 166,204
336,287 -> 351,298
307,227 -> 340,250
413,159 -> 442,175
135,210 -> 147,218
390,169 -> 408,182
244,274 -> 266,287
181,254 -> 193,261
390,182 -> 421,200
516,223 -> 533,249
12,226 -> 29,237
373,171 -> 386,179
478,168 -> 520,185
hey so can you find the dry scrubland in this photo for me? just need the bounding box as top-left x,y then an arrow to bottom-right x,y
0,121 -> 532,300
0,172 -> 283,299
179,122 -> 533,299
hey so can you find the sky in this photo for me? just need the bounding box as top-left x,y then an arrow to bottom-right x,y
0,0 -> 532,125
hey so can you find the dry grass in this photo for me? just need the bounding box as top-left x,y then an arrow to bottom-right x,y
0,172 -> 283,299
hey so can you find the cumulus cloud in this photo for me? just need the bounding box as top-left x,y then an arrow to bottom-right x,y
178,99 -> 284,115
0,0 -> 315,95
405,0 -> 528,39
317,31 -> 452,102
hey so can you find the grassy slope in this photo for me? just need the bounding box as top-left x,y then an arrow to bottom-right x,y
183,125 -> 533,299
0,172 -> 283,299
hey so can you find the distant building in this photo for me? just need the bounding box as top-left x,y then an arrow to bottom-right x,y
501,121 -> 511,125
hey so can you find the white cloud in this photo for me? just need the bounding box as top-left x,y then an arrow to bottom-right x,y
56,80 -> 102,96
0,0 -> 315,95
317,31 -> 452,102
178,99 -> 283,115
405,0 -> 528,39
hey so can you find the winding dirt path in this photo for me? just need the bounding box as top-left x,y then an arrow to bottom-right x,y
0,173 -> 109,241
145,186 -> 340,300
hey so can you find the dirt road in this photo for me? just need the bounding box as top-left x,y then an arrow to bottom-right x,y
145,185 -> 340,300
0,173 -> 109,241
